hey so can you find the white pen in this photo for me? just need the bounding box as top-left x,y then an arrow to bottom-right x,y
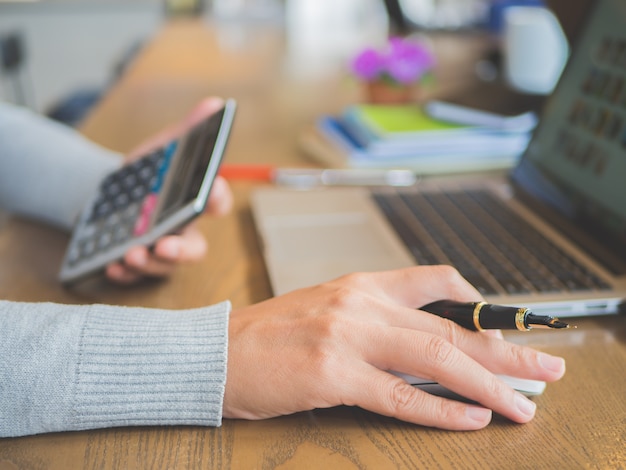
219,164 -> 418,188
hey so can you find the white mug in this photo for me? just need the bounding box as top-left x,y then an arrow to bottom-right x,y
503,6 -> 569,95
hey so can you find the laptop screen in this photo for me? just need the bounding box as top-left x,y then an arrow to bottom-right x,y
511,0 -> 626,263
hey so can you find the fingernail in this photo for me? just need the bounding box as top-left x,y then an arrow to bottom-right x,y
466,405 -> 492,424
161,240 -> 181,259
515,393 -> 536,418
538,353 -> 566,375
128,250 -> 147,267
107,263 -> 124,279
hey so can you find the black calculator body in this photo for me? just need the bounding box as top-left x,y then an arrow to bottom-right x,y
59,99 -> 237,284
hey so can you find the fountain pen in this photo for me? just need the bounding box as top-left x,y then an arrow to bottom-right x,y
420,300 -> 574,331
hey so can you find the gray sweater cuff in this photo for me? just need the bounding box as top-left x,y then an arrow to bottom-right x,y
0,300 -> 230,437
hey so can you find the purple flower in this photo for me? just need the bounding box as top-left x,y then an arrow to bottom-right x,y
351,37 -> 435,85
385,37 -> 435,84
351,48 -> 385,81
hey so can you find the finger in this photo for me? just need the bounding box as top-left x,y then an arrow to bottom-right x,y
105,262 -> 143,285
361,325 -> 539,424
152,228 -> 208,262
204,176 -> 233,216
340,362 -> 493,431
482,329 -> 504,340
104,221 -> 210,283
456,331 -> 566,382
336,291 -> 565,384
122,246 -> 177,278
356,298 -> 565,382
401,310 -> 566,383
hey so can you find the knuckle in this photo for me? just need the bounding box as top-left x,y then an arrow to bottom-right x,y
314,309 -> 346,340
424,335 -> 457,368
431,265 -> 477,297
434,264 -> 464,284
388,380 -> 421,415
431,397 -> 462,425
386,379 -> 467,428
503,344 -> 534,369
483,374 -> 505,400
306,312 -> 353,361
319,278 -> 368,313
301,317 -> 347,381
307,344 -> 338,381
438,317 -> 465,347
334,271 -> 371,290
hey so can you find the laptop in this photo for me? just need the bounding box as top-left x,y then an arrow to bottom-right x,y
251,0 -> 626,318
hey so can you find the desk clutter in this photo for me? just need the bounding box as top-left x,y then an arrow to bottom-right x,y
300,103 -> 537,175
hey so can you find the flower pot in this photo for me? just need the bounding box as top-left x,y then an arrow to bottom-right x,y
364,81 -> 414,104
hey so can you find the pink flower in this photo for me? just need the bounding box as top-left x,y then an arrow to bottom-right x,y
351,48 -> 385,81
351,37 -> 435,85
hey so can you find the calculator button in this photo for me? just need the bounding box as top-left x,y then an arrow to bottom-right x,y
104,181 -> 122,198
79,223 -> 98,239
66,245 -> 81,266
111,224 -> 131,243
122,173 -> 138,189
82,239 -> 96,257
133,193 -> 159,236
91,200 -> 113,221
97,232 -> 113,250
123,202 -> 141,219
138,164 -> 155,182
114,193 -> 130,209
130,185 -> 148,201
104,212 -> 121,228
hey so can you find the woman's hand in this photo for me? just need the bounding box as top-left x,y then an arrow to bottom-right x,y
224,265 -> 566,431
105,97 -> 233,284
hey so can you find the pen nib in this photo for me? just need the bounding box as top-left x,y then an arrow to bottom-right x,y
526,313 -> 575,329
546,318 -> 574,329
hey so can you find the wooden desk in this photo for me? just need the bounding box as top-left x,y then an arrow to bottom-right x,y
1,20 -> 625,469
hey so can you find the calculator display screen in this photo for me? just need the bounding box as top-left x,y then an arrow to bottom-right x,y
157,107 -> 226,222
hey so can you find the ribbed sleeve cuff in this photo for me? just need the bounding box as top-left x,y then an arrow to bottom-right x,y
71,301 -> 230,430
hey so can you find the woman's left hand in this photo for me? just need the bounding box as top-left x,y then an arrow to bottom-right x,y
105,97 -> 233,284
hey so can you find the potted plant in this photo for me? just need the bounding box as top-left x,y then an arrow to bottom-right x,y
350,36 -> 436,104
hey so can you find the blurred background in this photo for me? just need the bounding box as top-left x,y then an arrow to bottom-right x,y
0,0 -> 588,124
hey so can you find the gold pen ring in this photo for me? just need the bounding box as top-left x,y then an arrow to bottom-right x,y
473,301 -> 486,331
516,308 -> 530,331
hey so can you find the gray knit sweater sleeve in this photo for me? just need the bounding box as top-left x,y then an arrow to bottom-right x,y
0,104 -> 230,437
0,300 -> 230,438
0,102 -> 123,231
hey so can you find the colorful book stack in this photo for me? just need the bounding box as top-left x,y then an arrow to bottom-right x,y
299,104 -> 535,175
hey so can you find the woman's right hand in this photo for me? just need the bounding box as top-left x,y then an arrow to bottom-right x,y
223,265 -> 566,431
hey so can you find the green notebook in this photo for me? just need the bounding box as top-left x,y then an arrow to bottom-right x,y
343,104 -> 472,144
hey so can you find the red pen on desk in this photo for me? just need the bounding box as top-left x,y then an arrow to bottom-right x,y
219,164 -> 275,182
219,164 -> 417,188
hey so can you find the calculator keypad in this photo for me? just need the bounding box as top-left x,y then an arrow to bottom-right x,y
66,142 -> 178,266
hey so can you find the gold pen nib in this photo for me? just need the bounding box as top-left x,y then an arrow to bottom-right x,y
546,318 -> 575,329
526,313 -> 575,329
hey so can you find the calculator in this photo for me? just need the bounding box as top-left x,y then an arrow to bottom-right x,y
59,99 -> 237,284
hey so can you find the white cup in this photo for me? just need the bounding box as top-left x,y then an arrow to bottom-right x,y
503,6 -> 569,95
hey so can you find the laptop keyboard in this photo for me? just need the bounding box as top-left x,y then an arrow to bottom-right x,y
372,189 -> 610,296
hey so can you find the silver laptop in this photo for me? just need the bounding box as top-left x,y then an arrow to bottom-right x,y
251,0 -> 626,318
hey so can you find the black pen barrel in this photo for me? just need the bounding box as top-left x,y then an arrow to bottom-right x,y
478,303 -> 526,330
419,300 -> 480,330
420,300 -> 525,331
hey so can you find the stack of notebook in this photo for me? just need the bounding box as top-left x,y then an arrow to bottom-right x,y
300,104 -> 536,174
